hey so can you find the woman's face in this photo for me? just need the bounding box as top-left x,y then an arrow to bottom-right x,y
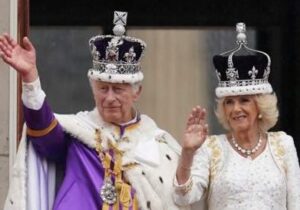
223,95 -> 259,133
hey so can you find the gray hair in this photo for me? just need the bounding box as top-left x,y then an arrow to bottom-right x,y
131,81 -> 142,93
215,93 -> 279,133
89,78 -> 142,94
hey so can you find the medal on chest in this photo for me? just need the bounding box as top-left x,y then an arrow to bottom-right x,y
100,179 -> 117,204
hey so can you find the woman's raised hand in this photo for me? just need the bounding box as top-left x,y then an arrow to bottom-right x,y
182,106 -> 208,153
0,33 -> 38,82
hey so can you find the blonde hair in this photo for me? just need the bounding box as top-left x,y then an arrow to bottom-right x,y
215,93 -> 279,133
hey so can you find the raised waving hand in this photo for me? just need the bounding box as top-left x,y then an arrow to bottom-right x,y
176,106 -> 208,184
0,33 -> 38,82
182,106 -> 208,153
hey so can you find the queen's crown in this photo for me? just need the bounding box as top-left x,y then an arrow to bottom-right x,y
213,23 -> 273,97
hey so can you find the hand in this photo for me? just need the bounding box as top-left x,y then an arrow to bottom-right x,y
0,33 -> 38,82
182,106 -> 208,153
176,106 -> 208,184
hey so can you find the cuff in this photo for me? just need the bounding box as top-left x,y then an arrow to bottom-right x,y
173,176 -> 193,195
22,77 -> 46,110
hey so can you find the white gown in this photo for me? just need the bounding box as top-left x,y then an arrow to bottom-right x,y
210,140 -> 286,210
173,133 -> 300,210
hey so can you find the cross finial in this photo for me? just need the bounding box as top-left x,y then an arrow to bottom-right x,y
113,11 -> 128,36
113,11 -> 128,26
236,22 -> 247,44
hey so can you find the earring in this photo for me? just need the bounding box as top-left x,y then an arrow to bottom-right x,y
258,114 -> 262,119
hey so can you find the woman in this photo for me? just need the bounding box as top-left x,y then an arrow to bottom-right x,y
173,23 -> 300,210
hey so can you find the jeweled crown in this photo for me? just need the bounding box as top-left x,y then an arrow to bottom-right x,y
88,11 -> 147,84
213,23 -> 273,98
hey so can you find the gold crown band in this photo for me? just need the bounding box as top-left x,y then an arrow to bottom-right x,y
27,118 -> 58,137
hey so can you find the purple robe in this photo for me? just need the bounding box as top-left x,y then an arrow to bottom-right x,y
24,100 -> 138,210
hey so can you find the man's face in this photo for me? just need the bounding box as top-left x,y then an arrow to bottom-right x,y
91,81 -> 141,124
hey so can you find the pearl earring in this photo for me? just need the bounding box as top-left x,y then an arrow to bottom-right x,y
258,114 -> 262,119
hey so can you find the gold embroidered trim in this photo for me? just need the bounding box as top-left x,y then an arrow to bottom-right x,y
269,132 -> 287,174
207,136 -> 221,181
26,118 -> 58,137
174,177 -> 193,195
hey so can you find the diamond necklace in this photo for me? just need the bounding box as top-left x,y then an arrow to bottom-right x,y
231,134 -> 262,157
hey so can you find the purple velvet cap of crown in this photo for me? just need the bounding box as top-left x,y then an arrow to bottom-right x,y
213,54 -> 273,97
88,34 -> 146,84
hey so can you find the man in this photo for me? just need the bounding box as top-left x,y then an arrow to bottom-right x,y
0,11 -> 198,210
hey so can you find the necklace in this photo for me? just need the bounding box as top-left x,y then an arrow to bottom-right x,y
231,134 -> 262,157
